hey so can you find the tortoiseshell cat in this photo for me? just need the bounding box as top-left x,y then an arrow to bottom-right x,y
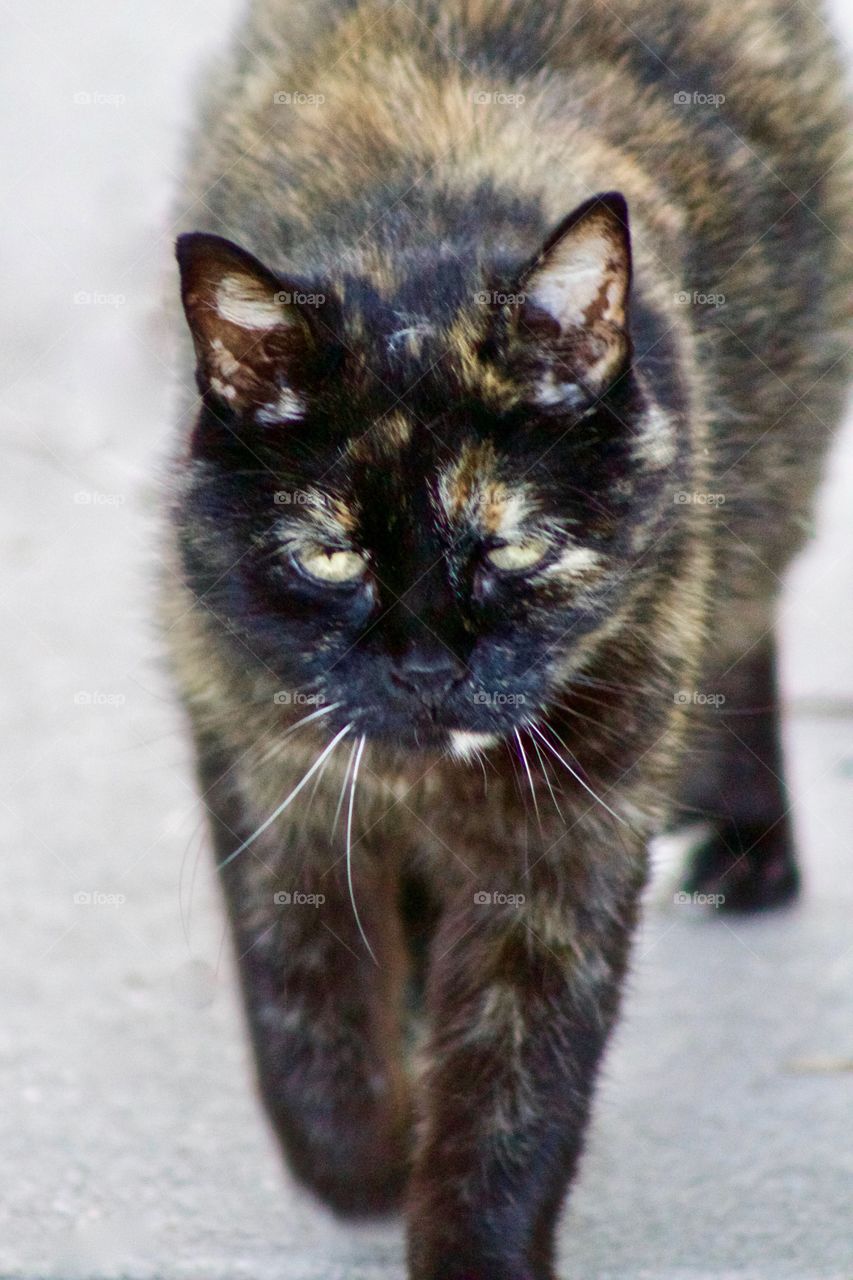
165,0 -> 851,1274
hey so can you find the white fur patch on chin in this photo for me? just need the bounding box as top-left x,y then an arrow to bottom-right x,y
448,730 -> 499,762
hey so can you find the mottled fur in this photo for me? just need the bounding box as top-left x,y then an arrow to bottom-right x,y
164,2 -> 851,1276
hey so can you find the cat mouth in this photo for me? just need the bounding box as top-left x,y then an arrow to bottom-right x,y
346,706 -> 513,753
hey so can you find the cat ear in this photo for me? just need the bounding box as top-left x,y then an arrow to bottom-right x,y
513,192 -> 632,406
176,232 -> 330,424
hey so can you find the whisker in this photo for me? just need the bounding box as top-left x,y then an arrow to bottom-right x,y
567,673 -> 654,698
551,699 -> 629,742
252,699 -> 341,769
217,723 -> 352,871
527,726 -> 565,822
529,722 -> 627,827
247,701 -> 340,768
331,734 -> 359,840
505,740 -> 529,819
284,699 -> 341,731
474,746 -> 490,796
345,734 -> 377,965
294,736 -> 337,846
514,727 -> 543,836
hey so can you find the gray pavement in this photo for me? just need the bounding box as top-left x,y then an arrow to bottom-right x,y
1,1 -> 851,1276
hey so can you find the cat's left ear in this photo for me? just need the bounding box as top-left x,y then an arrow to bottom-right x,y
176,232 -> 333,423
512,191 -> 632,404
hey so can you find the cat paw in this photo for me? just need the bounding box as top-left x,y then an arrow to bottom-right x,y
681,820 -> 800,912
276,1114 -> 409,1218
299,1160 -> 407,1218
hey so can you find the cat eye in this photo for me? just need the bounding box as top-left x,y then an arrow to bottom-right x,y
294,545 -> 367,584
484,537 -> 549,573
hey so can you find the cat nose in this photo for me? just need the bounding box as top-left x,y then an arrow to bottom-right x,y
391,646 -> 466,701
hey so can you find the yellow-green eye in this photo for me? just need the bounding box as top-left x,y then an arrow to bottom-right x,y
485,537 -> 549,572
295,546 -> 367,584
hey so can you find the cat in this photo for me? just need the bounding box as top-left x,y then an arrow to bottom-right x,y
164,0 -> 851,1275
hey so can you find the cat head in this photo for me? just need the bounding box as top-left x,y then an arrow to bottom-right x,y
175,192 -> 683,755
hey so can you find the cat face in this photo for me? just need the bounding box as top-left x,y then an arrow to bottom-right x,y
176,193 -> 680,753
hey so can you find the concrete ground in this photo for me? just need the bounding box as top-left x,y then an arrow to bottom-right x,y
1,1 -> 851,1277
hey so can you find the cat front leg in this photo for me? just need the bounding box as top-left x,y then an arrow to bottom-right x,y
406,847 -> 647,1280
195,731 -> 411,1216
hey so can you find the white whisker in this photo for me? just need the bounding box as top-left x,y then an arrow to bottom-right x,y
346,735 -> 377,965
474,747 -> 489,795
514,727 -> 542,836
253,699 -> 341,768
527,727 -> 565,821
331,733 -> 359,840
217,723 -> 352,871
296,737 -> 337,841
529,722 -> 627,826
283,699 -> 340,734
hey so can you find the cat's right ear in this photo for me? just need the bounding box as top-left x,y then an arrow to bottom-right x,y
176,233 -> 333,424
506,192 -> 633,407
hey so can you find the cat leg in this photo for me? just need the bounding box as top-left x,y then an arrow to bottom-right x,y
680,636 -> 799,911
406,851 -> 647,1280
196,733 -> 411,1216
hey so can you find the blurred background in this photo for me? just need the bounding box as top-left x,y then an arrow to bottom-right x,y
1,2 -> 851,1277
